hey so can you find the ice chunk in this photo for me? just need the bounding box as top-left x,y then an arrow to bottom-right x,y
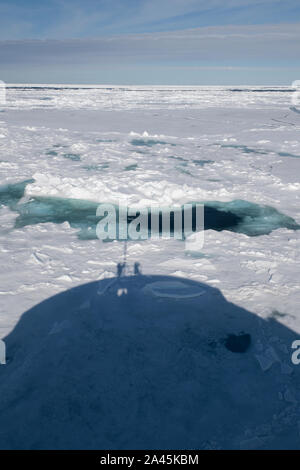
255,346 -> 279,372
49,320 -> 71,335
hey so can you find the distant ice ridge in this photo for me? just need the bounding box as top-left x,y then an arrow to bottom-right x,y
4,85 -> 295,111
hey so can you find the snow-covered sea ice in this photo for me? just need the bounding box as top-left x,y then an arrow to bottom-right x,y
0,85 -> 300,449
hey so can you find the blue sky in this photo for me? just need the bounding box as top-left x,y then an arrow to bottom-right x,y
0,0 -> 300,84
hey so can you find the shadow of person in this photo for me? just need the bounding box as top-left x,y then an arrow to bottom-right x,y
0,274 -> 299,450
134,262 -> 142,276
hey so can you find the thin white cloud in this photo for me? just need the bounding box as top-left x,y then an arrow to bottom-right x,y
135,0 -> 282,24
1,23 -> 299,66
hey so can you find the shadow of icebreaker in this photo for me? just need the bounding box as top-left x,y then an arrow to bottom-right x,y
0,275 -> 299,450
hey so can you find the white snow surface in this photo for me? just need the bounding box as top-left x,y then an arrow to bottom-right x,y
0,85 -> 299,337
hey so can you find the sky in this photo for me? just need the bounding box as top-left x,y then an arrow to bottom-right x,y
0,0 -> 300,84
